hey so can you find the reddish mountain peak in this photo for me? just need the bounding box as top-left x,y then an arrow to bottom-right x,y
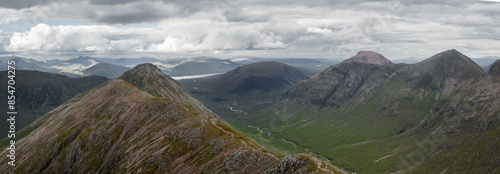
342,51 -> 393,65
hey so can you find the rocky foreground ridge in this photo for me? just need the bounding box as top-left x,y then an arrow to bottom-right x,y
0,64 -> 345,173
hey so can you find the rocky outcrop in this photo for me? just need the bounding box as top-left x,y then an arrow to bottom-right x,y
281,61 -> 397,108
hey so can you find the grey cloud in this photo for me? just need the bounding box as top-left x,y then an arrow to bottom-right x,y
96,10 -> 167,24
88,0 -> 137,5
0,0 -> 51,9
399,0 -> 472,6
88,2 -> 185,24
223,10 -> 271,23
89,0 -> 216,13
0,31 -> 12,51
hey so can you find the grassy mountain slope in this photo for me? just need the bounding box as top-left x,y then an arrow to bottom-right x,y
0,70 -> 108,139
213,61 -> 310,96
231,49 -> 499,173
180,61 -> 313,137
0,64 -> 345,173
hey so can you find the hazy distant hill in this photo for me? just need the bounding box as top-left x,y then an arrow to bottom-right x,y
0,57 -> 56,73
0,64 -> 344,173
167,58 -> 240,76
232,49 -> 500,173
0,70 -> 108,139
97,57 -> 164,67
212,61 -> 312,95
392,56 -> 424,64
233,57 -> 341,73
82,62 -> 130,79
471,56 -> 500,66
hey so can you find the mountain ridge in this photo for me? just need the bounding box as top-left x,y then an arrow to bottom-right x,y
0,63 -> 344,173
233,49 -> 500,173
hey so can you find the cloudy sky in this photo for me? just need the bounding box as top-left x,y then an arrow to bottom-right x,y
0,0 -> 499,60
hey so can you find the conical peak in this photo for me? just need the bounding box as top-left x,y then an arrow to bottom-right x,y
124,63 -> 163,76
419,49 -> 482,71
406,49 -> 486,85
343,51 -> 393,65
119,63 -> 180,98
119,63 -> 172,85
429,49 -> 469,62
119,63 -> 213,113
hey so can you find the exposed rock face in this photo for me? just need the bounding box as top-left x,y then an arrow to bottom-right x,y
282,49 -> 487,108
0,64 -> 344,173
488,59 -> 500,76
280,51 -> 395,108
281,62 -> 396,108
342,51 -> 393,65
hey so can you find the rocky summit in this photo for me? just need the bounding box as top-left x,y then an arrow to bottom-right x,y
0,63 -> 344,173
341,51 -> 393,65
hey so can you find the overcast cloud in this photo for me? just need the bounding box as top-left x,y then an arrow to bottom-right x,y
0,0 -> 498,60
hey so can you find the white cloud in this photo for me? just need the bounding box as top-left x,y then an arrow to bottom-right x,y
0,8 -> 22,25
0,0 -> 499,59
5,23 -> 162,54
146,36 -> 202,52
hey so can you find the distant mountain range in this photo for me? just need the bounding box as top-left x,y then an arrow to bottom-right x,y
0,64 -> 345,173
0,71 -> 108,139
0,56 -> 338,79
0,56 -> 128,79
213,49 -> 500,173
